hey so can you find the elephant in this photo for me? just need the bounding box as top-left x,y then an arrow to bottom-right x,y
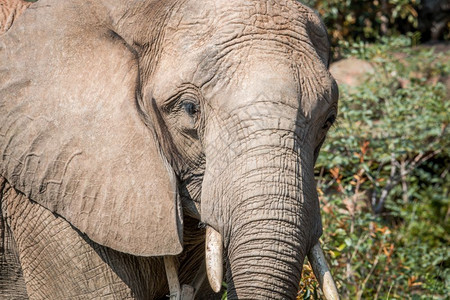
0,0 -> 340,299
0,0 -> 31,34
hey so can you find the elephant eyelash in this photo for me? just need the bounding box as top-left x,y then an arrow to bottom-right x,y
163,89 -> 201,115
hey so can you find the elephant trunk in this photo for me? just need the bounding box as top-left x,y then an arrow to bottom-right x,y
203,145 -> 323,298
226,218 -> 306,298
200,89 -> 339,297
225,165 -> 315,298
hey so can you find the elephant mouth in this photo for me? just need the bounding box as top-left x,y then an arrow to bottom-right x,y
205,226 -> 339,299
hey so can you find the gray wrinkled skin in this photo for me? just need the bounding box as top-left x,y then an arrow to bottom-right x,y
0,0 -> 338,299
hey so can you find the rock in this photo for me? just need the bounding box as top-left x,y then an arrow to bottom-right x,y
330,44 -> 449,98
329,58 -> 374,88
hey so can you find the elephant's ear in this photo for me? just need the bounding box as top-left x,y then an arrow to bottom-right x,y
0,1 -> 183,256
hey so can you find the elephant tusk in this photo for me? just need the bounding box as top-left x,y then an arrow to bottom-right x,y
308,243 -> 340,300
205,226 -> 223,293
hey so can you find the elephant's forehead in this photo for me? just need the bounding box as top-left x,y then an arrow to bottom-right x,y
163,0 -> 324,54
160,0 -> 330,84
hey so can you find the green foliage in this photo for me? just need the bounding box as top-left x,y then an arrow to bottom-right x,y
299,38 -> 449,299
299,0 -> 427,58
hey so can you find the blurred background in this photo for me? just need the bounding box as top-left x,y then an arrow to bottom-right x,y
297,1 -> 449,299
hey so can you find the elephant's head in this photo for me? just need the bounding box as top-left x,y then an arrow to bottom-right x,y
0,0 -> 338,298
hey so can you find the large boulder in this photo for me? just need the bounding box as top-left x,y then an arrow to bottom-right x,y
329,57 -> 374,88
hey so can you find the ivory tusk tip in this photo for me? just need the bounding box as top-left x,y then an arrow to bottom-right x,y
205,226 -> 223,293
308,243 -> 340,300
209,279 -> 222,293
321,270 -> 340,300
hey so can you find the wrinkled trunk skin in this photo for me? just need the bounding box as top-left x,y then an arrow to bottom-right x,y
228,153 -> 321,299
203,126 -> 323,298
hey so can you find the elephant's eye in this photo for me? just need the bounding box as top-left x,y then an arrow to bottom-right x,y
163,90 -> 202,137
181,101 -> 199,116
322,114 -> 336,130
176,99 -> 201,133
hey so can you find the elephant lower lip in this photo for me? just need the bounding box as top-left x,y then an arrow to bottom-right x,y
205,226 -> 223,292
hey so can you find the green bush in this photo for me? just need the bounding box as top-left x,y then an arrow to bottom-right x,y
299,0 -> 449,58
299,37 -> 449,299
305,0 -> 418,37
